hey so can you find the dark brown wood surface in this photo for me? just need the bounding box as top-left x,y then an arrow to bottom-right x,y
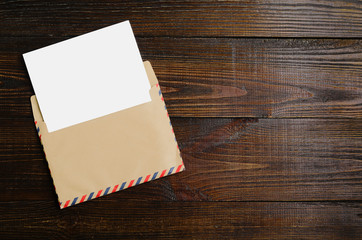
2,37 -> 362,118
2,0 -> 362,38
1,118 -> 362,202
0,0 -> 361,239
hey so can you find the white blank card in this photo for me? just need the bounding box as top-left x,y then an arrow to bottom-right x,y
23,21 -> 151,132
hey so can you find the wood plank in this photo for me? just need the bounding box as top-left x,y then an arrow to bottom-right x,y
1,118 -> 361,202
1,37 -> 361,118
0,200 -> 361,239
1,0 -> 362,38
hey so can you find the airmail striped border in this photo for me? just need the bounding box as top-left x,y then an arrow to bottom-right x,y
59,163 -> 185,209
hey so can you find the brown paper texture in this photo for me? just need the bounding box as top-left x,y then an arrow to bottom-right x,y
30,61 -> 184,208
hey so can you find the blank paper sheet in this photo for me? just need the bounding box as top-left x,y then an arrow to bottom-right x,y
23,20 -> 151,132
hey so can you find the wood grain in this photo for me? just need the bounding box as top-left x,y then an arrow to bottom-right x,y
0,200 -> 361,239
1,0 -> 362,38
1,118 -> 361,202
1,37 -> 361,118
1,1 -> 362,238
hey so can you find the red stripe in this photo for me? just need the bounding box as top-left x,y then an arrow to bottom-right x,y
80,195 -> 87,203
160,169 -> 167,178
61,164 -> 185,209
144,174 -> 151,183
176,164 -> 183,173
96,190 -> 102,198
34,121 -> 37,125
112,184 -> 119,193
39,134 -> 42,140
156,83 -> 159,87
63,200 -> 70,208
128,180 -> 135,188
172,128 -> 174,133
161,97 -> 164,101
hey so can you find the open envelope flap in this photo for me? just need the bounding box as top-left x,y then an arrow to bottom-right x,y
30,61 -> 184,208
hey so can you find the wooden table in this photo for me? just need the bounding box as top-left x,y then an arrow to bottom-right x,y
1,1 -> 361,239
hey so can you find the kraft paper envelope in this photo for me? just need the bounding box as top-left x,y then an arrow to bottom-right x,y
31,61 -> 184,209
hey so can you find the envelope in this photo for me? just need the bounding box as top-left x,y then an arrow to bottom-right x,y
30,61 -> 184,209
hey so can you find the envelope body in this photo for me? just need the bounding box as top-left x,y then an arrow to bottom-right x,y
31,61 -> 184,208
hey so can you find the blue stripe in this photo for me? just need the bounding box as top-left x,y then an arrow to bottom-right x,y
120,182 -> 126,190
151,172 -> 158,180
159,89 -> 162,95
87,192 -> 94,201
71,197 -> 78,206
167,167 -> 175,175
103,187 -> 110,196
164,105 -> 167,110
37,127 -> 40,133
135,177 -> 143,185
169,121 -> 172,126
